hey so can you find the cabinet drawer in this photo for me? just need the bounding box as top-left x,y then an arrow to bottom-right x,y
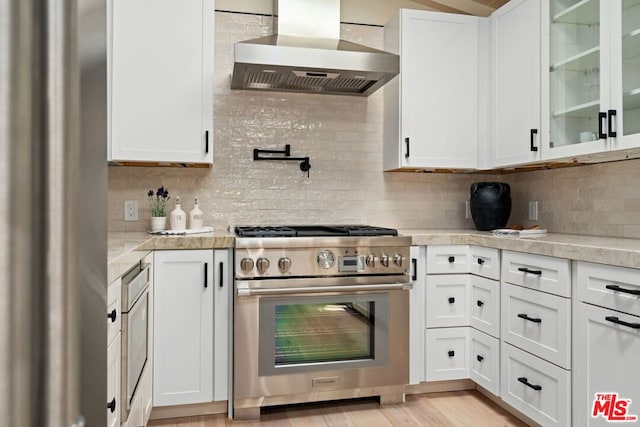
107,333 -> 121,427
426,245 -> 470,274
470,329 -> 499,396
425,327 -> 470,381
470,276 -> 500,338
107,278 -> 122,346
470,246 -> 500,280
501,343 -> 570,427
576,261 -> 640,317
502,251 -> 570,297
426,274 -> 470,328
501,283 -> 571,368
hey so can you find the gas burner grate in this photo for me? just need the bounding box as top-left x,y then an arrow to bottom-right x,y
234,225 -> 399,238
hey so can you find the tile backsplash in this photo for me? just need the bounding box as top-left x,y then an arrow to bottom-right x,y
108,11 -> 640,239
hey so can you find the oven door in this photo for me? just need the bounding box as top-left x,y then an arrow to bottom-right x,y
234,277 -> 410,403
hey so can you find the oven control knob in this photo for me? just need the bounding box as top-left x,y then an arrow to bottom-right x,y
240,258 -> 254,273
278,257 -> 292,273
380,255 -> 389,267
317,250 -> 335,269
366,255 -> 378,268
393,254 -> 405,268
256,257 -> 270,274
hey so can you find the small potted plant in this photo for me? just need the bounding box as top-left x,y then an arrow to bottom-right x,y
148,186 -> 170,232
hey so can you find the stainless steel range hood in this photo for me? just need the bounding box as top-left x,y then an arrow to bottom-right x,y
230,0 -> 399,96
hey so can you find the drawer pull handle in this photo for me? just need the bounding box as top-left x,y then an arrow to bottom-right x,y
605,284 -> 640,296
518,377 -> 542,391
448,350 -> 455,357
411,258 -> 417,281
477,355 -> 484,362
204,262 -> 208,288
477,300 -> 484,307
448,297 -> 455,304
448,256 -> 455,263
477,258 -> 485,265
518,267 -> 542,275
107,309 -> 117,323
517,313 -> 542,323
107,397 -> 116,413
605,316 -> 640,329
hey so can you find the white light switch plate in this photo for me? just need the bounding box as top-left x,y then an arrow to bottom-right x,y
124,200 -> 138,221
528,201 -> 538,221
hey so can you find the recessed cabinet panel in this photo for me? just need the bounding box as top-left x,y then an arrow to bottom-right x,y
470,275 -> 500,338
501,283 -> 571,368
470,246 -> 500,281
573,302 -> 640,427
425,327 -> 470,381
491,0 -> 542,167
426,274 -> 470,328
384,10 -> 479,170
109,0 -> 214,164
426,245 -> 471,274
470,328 -> 500,396
501,250 -> 571,297
501,342 -> 570,427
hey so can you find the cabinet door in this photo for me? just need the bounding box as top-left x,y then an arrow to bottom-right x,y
470,275 -> 500,338
542,0 -> 610,159
491,0 -> 541,167
470,328 -> 500,396
107,333 -> 120,427
213,249 -> 230,401
610,0 -> 640,150
574,302 -> 640,427
425,327 -> 470,381
109,0 -> 214,164
400,10 -> 479,169
153,250 -> 214,406
409,246 -> 426,385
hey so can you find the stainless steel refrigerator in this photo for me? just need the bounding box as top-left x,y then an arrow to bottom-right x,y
1,0 -> 108,425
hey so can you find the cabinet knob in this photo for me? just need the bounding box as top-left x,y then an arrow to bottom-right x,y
107,397 -> 116,413
477,355 -> 484,362
107,309 -> 117,323
448,350 -> 455,357
448,256 -> 455,263
477,300 -> 484,307
448,297 -> 455,304
477,258 -> 485,265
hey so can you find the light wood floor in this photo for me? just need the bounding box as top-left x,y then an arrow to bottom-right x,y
149,391 -> 530,426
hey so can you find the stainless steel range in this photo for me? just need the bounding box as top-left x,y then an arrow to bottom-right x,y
233,225 -> 411,419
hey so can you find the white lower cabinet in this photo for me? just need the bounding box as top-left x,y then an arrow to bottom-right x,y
574,261 -> 640,427
425,327 -> 470,381
153,249 -> 230,407
409,246 -> 426,385
470,328 -> 500,396
426,274 -> 470,328
501,342 -> 570,427
107,332 -> 120,427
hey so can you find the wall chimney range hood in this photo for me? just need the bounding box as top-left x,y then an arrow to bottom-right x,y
230,0 -> 400,96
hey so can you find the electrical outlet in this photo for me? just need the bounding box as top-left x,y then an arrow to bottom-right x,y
465,200 -> 471,219
124,200 -> 138,221
528,201 -> 539,221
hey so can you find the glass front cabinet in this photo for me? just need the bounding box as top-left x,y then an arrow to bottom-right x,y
542,0 -> 640,159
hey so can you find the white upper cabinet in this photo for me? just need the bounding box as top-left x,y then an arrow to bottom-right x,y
108,0 -> 214,165
491,0 -> 542,167
541,0 -> 640,160
384,9 -> 480,170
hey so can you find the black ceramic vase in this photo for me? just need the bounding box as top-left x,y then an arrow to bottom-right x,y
470,182 -> 512,231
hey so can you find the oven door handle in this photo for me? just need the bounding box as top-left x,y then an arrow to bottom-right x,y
237,283 -> 412,297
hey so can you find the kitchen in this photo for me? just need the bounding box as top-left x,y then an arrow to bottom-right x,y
3,0 -> 640,426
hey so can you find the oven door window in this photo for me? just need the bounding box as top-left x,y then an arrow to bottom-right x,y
259,294 -> 389,376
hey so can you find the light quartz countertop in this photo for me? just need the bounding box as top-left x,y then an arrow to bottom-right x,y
401,229 -> 640,269
108,230 -> 234,283
108,228 -> 640,283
